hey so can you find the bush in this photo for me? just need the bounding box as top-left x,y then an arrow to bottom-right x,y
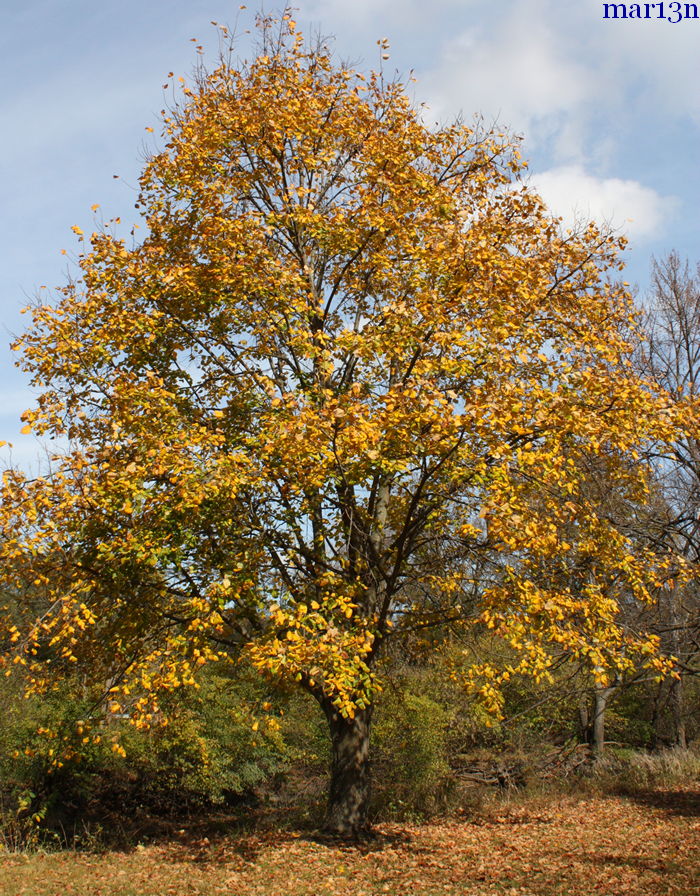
0,663 -> 292,848
371,678 -> 454,819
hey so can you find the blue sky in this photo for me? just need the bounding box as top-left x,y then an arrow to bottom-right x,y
2,0 -> 699,469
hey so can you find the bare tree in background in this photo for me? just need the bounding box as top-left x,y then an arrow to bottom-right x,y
639,252 -> 700,747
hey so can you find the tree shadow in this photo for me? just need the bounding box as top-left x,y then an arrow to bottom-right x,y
303,825 -> 415,854
154,818 -> 416,868
617,787 -> 700,819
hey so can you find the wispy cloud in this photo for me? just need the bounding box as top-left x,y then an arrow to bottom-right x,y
420,14 -> 598,157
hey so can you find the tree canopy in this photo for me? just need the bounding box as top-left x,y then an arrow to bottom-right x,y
0,15 -> 689,834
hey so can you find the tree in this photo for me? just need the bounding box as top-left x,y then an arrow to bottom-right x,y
0,15 -> 686,835
636,252 -> 700,747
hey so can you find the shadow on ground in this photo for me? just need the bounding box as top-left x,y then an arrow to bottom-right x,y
619,787 -> 700,818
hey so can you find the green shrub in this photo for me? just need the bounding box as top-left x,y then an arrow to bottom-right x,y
0,663 -> 292,848
372,686 -> 453,818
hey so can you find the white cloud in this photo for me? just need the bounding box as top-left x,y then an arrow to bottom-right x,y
585,0 -> 700,120
418,4 -> 602,157
529,165 -> 677,241
416,0 -> 700,166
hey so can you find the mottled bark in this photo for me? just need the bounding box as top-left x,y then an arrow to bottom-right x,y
322,702 -> 373,837
592,685 -> 615,757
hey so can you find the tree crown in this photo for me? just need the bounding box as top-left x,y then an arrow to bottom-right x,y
0,15 -> 684,724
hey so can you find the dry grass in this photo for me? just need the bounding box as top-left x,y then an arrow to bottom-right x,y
0,787 -> 698,896
584,748 -> 700,793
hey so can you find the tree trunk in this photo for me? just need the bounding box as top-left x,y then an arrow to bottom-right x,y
578,693 -> 591,744
669,676 -> 687,749
667,593 -> 688,750
650,680 -> 664,750
592,685 -> 615,757
321,702 -> 373,837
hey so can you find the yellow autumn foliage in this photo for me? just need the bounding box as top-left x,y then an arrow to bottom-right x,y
0,15 -> 692,729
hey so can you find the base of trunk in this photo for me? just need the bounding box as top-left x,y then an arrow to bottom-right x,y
322,704 -> 372,838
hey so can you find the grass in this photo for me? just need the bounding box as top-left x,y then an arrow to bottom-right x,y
0,785 -> 698,895
584,747 -> 700,793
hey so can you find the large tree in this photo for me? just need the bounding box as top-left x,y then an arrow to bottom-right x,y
0,16 -> 687,835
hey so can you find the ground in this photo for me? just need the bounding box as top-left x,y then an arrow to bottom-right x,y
1,789 -> 698,895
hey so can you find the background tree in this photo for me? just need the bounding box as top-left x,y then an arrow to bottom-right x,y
635,252 -> 700,747
0,15 -> 687,836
